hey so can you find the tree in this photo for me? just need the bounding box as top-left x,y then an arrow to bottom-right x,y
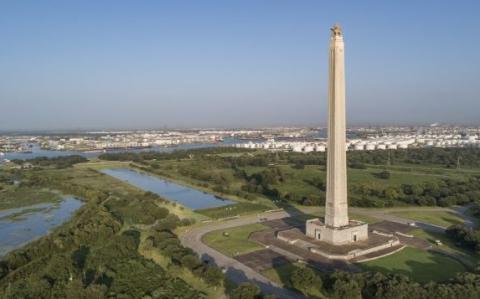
0,261 -> 8,279
155,214 -> 180,231
384,187 -> 400,201
330,279 -> 361,299
375,170 -> 391,180
438,196 -> 457,207
230,282 -> 262,299
203,266 -> 223,286
180,254 -> 201,270
291,267 -> 322,294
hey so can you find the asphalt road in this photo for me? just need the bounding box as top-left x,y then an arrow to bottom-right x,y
179,205 -> 474,299
180,211 -> 308,299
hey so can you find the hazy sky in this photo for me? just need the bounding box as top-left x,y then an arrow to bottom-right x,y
1,1 -> 479,130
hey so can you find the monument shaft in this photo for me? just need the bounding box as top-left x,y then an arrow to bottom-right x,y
325,26 -> 349,228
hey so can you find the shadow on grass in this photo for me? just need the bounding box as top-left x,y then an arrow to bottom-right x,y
360,249 -> 466,283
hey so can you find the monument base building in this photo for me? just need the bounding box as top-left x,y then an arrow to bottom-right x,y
305,218 -> 368,245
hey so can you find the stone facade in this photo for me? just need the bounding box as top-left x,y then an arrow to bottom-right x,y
306,218 -> 368,245
305,24 -> 369,246
325,24 -> 349,228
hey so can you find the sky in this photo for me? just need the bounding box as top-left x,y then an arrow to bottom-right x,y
0,1 -> 479,130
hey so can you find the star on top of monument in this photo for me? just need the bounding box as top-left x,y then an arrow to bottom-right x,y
331,24 -> 342,37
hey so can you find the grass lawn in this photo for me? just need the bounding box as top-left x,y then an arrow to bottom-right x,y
195,202 -> 269,219
389,210 -> 464,228
412,229 -> 480,267
261,262 -> 325,298
202,223 -> 268,257
349,212 -> 381,224
359,247 -> 466,283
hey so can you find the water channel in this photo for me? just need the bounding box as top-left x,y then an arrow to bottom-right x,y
0,196 -> 83,257
100,168 -> 234,210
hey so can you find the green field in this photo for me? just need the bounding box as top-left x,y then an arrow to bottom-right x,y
412,229 -> 480,267
156,159 -> 466,205
0,187 -> 62,210
359,247 -> 466,283
196,202 -> 271,219
202,223 -> 268,257
389,210 -> 464,227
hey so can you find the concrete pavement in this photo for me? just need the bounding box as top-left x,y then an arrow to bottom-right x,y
179,205 -> 475,298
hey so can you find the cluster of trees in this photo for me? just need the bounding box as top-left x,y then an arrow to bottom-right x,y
145,230 -> 224,287
12,155 -> 88,168
254,147 -> 480,170
233,150 -> 480,208
99,147 -> 253,163
289,268 -> 480,299
227,268 -> 480,299
0,167 -> 208,298
446,224 -> 480,253
105,191 -> 170,225
229,283 -> 273,299
290,267 -> 323,296
99,148 -> 480,210
238,167 -> 285,199
99,145 -> 480,170
445,202 -> 480,253
321,270 -> 480,299
350,147 -> 480,168
349,176 -> 480,208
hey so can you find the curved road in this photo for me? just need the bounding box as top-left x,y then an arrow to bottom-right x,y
180,211 -> 308,299
180,205 -> 474,299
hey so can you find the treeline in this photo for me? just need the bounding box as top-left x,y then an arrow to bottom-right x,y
234,166 -> 480,209
350,147 -> 480,168
144,230 -> 223,287
12,155 -> 88,168
231,267 -> 480,299
0,168 -> 209,298
321,269 -> 480,299
98,148 -> 480,210
349,176 -> 480,208
446,225 -> 480,253
445,202 -> 480,254
283,147 -> 480,169
98,147 -> 253,162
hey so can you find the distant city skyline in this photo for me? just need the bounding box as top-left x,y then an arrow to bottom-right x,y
1,1 -> 479,130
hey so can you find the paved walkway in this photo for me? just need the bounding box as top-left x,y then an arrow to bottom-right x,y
179,205 -> 475,299
179,212 -> 308,299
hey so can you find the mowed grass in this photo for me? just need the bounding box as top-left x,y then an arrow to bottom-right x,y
359,247 -> 466,283
412,229 -> 480,267
202,223 -> 268,257
195,202 -> 269,219
389,210 -> 464,228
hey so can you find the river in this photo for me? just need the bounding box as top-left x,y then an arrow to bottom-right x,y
3,137 -> 240,161
100,168 -> 234,210
0,197 -> 83,257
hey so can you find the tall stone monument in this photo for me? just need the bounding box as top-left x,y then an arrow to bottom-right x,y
305,24 -> 368,245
